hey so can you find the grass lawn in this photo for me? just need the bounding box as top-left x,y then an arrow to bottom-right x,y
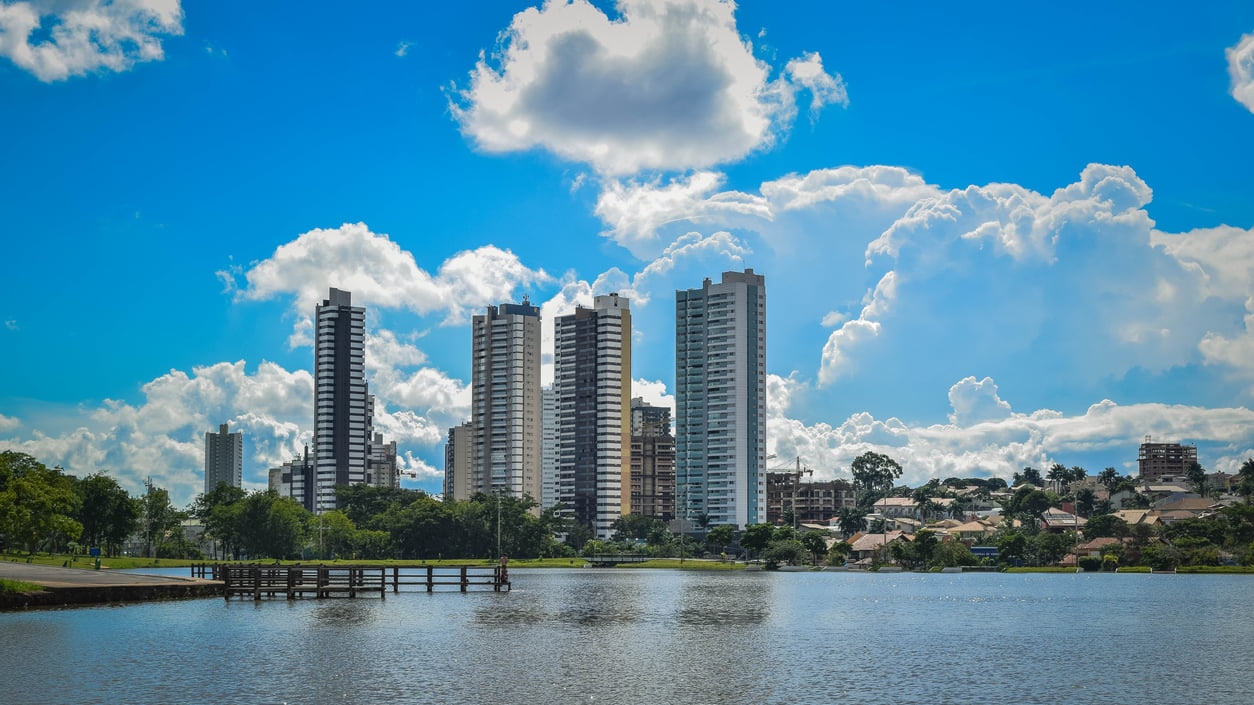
0,578 -> 46,594
2,553 -> 201,570
617,559 -> 745,570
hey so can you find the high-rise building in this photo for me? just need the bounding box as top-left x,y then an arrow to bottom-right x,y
675,269 -> 766,529
367,432 -> 399,489
444,422 -> 473,501
470,300 -> 543,503
312,288 -> 370,513
1138,437 -> 1199,483
270,445 -> 314,512
540,386 -> 559,510
204,422 -> 242,494
555,294 -> 631,538
630,397 -> 675,522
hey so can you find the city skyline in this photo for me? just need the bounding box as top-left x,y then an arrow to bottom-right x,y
4,2 -> 1254,508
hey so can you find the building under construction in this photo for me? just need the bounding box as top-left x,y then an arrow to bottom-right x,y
1137,437 -> 1198,483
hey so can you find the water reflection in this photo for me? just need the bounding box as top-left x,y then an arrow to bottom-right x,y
5,570 -> 1254,705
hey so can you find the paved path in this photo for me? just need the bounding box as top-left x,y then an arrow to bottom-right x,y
0,561 -> 203,587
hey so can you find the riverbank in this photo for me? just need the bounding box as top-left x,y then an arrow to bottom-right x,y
0,561 -> 222,610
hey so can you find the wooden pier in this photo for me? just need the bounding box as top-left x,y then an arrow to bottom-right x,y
191,564 -> 510,601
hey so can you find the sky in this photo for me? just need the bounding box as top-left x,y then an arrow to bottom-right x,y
3,0 -> 1254,509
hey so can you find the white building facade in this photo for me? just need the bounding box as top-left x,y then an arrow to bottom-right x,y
675,270 -> 766,529
470,301 -> 543,503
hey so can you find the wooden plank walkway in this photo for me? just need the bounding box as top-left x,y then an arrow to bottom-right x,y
192,564 -> 510,601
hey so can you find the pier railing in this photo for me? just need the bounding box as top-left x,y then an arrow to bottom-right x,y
191,564 -> 510,600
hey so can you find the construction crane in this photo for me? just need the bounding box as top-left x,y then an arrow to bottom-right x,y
768,455 -> 813,483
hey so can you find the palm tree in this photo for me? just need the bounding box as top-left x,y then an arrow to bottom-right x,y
837,506 -> 867,538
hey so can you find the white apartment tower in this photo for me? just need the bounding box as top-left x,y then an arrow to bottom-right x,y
204,422 -> 242,494
470,300 -> 543,502
312,288 -> 370,513
554,294 -> 631,539
675,270 -> 766,529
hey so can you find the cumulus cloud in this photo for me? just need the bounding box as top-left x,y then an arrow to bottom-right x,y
448,0 -> 846,176
538,275 -> 596,386
0,360 -> 312,506
947,376 -> 1013,426
595,164 -> 936,258
784,51 -> 848,118
0,413 -> 20,431
222,222 -> 552,333
767,372 -> 1254,486
632,378 -> 675,423
0,0 -> 183,82
818,271 -> 895,384
1227,32 -> 1254,113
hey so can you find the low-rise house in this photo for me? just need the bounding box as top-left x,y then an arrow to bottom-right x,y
848,530 -> 910,565
949,519 -> 997,542
873,496 -> 918,519
1040,507 -> 1085,533
1075,537 -> 1121,557
1155,495 -> 1216,515
892,517 -> 922,534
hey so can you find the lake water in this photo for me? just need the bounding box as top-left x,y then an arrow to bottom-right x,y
2,568 -> 1251,705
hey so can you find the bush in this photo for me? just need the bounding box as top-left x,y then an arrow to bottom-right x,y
1077,556 -> 1103,572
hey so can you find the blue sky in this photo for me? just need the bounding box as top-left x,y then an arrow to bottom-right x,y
3,0 -> 1254,508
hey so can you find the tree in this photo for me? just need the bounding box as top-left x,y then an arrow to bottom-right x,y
1013,466 -> 1043,487
1186,461 -> 1208,496
1046,463 -> 1068,489
1074,487 -> 1096,519
139,481 -> 184,559
997,532 -> 1028,565
1032,531 -> 1076,566
1082,514 -> 1128,540
836,506 -> 867,538
1098,467 -> 1120,492
0,452 -> 82,554
827,540 -> 852,565
75,472 -> 139,557
1005,486 -> 1051,519
850,452 -> 904,496
1239,458 -> 1254,504
932,539 -> 978,567
910,529 -> 938,569
193,482 -> 247,559
739,523 -> 774,559
705,525 -> 735,555
761,539 -> 806,569
612,513 -> 668,543
235,491 -> 308,559
799,530 -> 829,565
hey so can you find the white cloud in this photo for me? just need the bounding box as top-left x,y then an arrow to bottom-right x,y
0,413 -> 20,431
223,222 -> 552,333
448,0 -> 845,176
595,164 -> 935,258
395,40 -> 411,58
767,372 -> 1254,486
0,360 -> 312,507
0,0 -> 183,82
538,275 -> 596,386
947,376 -> 1012,426
818,271 -> 895,384
1227,31 -> 1254,113
631,378 -> 674,422
3,320 -> 17,331
784,51 -> 848,118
